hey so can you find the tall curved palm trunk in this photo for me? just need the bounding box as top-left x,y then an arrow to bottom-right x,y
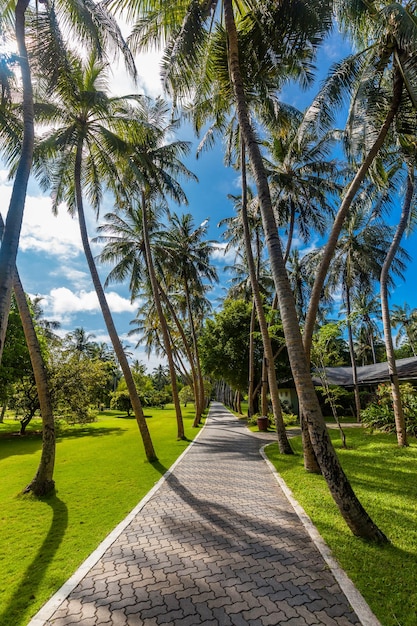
380,170 -> 413,447
223,0 -> 387,542
0,0 -> 34,363
240,141 -> 292,454
0,214 -> 56,495
141,196 -> 185,440
15,274 -> 56,495
74,144 -> 157,461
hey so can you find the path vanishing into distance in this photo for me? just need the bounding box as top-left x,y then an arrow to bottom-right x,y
29,402 -> 381,626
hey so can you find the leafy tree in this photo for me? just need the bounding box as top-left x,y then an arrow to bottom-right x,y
50,354 -> 110,424
159,212 -> 218,426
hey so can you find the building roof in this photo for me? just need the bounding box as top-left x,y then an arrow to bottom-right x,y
312,357 -> 417,387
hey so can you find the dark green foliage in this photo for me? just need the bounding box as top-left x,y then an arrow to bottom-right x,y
361,382 -> 417,436
0,296 -> 32,404
199,299 -> 259,392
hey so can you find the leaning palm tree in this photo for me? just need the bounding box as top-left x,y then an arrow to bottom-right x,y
119,0 -> 388,541
0,0 -> 136,363
303,0 -> 417,358
35,51 -> 156,461
0,214 -> 55,495
307,205 -> 408,421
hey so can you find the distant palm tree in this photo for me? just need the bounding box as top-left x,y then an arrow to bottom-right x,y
391,303 -> 417,357
159,213 -> 217,426
36,52 -> 156,461
65,327 -> 97,359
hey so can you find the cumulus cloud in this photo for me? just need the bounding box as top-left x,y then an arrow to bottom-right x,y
18,195 -> 83,258
211,242 -> 237,264
42,287 -> 137,323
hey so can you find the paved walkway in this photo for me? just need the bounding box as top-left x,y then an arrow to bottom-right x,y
30,403 -> 380,626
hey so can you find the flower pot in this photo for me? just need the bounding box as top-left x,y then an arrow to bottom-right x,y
257,416 -> 269,432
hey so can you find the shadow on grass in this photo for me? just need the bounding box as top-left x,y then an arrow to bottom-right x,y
56,426 -> 125,440
0,495 -> 68,626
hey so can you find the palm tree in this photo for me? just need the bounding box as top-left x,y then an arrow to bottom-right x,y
222,149 -> 292,454
391,303 -> 417,357
0,0 -> 136,363
159,212 -> 217,426
65,327 -> 97,359
303,0 -> 417,358
36,52 -> 157,461
381,165 -> 416,447
307,205 -> 407,421
265,110 -> 340,263
351,292 -> 382,366
120,0 -> 388,541
220,193 -> 268,419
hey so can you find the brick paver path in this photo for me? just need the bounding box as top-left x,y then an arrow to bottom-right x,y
41,402 -> 366,625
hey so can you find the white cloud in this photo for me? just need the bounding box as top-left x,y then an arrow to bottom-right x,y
111,50 -> 164,99
50,267 -> 90,287
17,195 -> 83,258
211,242 -> 237,264
42,287 -> 137,323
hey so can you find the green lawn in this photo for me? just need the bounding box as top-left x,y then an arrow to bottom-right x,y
265,428 -> 417,626
0,406 -> 201,626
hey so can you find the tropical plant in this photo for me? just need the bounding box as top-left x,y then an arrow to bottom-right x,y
0,0 -> 136,363
118,0 -> 388,540
35,51 -> 156,460
303,0 -> 417,358
158,212 -> 217,426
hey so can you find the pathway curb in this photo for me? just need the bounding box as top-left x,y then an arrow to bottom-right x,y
260,444 -> 382,626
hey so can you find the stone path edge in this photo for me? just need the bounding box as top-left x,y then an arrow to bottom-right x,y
260,444 -> 382,626
27,415 -> 209,626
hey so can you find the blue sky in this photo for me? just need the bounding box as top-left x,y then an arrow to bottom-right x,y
6,29 -> 417,371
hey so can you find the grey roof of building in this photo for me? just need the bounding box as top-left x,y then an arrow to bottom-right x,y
312,357 -> 417,387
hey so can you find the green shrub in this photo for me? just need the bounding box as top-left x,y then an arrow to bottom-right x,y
248,412 -> 298,428
361,382 -> 417,436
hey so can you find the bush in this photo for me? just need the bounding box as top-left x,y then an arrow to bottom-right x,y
361,382 -> 417,436
248,412 -> 298,428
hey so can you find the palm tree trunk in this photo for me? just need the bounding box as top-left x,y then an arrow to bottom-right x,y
0,0 -> 34,363
74,144 -> 157,461
15,273 -> 56,495
240,140 -> 292,453
0,213 -> 55,495
141,195 -> 185,440
224,0 -> 387,542
380,169 -> 413,447
247,299 -> 256,417
345,286 -> 361,422
303,67 -> 404,358
159,286 -> 200,420
184,281 -> 205,426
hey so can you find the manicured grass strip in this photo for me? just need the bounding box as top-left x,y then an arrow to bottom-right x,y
265,429 -> 417,626
0,406 -> 201,626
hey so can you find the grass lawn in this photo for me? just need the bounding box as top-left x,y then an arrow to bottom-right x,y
265,428 -> 417,626
0,405 -> 202,626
